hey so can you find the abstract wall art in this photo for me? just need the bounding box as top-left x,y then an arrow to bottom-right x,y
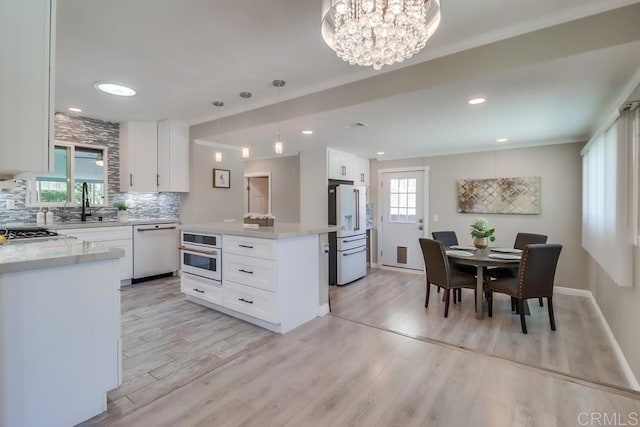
457,177 -> 541,214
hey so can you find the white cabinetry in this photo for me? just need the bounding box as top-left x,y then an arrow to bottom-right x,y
328,148 -> 353,181
184,232 -> 320,333
120,120 -> 190,192
157,120 -> 190,192
353,156 -> 370,186
119,121 -> 158,192
57,226 -> 133,282
0,0 -> 55,176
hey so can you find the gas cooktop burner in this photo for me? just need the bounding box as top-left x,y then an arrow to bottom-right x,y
1,227 -> 59,240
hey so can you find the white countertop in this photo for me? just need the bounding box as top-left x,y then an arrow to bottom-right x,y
180,222 -> 336,239
46,218 -> 179,230
0,238 -> 124,274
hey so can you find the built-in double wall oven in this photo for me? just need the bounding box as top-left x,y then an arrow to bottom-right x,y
179,231 -> 221,282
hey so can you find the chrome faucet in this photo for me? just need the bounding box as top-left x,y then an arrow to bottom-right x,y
81,182 -> 91,221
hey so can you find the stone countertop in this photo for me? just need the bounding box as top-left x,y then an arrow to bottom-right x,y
0,238 -> 124,275
180,222 -> 336,239
46,218 -> 179,230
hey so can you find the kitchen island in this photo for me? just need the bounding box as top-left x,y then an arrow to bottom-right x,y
0,238 -> 123,427
180,222 -> 334,333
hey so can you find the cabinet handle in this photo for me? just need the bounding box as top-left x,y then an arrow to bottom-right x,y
138,226 -> 177,232
238,244 -> 254,249
179,246 -> 218,255
157,174 -> 160,187
129,173 -> 133,187
239,298 -> 254,304
238,269 -> 254,274
193,288 -> 205,294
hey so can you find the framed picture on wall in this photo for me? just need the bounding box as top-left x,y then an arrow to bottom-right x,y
213,169 -> 230,188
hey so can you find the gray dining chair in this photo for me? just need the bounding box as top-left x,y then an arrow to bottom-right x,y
419,238 -> 476,317
487,243 -> 562,334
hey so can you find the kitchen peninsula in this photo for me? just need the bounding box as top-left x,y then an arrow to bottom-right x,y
180,222 -> 334,333
0,238 -> 123,427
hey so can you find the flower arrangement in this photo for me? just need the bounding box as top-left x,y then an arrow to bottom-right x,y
115,201 -> 128,211
243,213 -> 275,220
470,217 -> 495,248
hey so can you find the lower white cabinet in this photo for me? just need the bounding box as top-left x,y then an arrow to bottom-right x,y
182,232 -> 321,333
56,226 -> 133,282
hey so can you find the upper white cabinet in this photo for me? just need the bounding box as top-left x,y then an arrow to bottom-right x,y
120,120 -> 190,192
328,148 -> 353,181
0,0 -> 55,176
353,155 -> 370,186
119,121 -> 158,192
157,119 -> 189,192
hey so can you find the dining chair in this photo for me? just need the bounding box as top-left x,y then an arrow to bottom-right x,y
487,232 -> 548,307
487,243 -> 562,334
419,238 -> 477,317
431,230 -> 477,288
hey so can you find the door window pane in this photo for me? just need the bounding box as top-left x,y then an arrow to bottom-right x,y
388,178 -> 417,223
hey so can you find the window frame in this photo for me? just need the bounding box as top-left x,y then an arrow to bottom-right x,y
388,177 -> 418,224
26,142 -> 109,208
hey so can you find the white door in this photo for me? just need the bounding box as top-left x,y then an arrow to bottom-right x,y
381,170 -> 426,270
248,177 -> 269,214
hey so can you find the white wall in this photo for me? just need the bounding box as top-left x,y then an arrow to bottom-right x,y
300,148 -> 329,226
180,144 -> 244,224
244,155 -> 300,222
370,142 -> 586,289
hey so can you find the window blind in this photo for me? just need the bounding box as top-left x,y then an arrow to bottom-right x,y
582,116 -> 634,287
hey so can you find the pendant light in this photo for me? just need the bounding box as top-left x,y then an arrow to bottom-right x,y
272,79 -> 285,155
212,101 -> 224,162
240,91 -> 252,159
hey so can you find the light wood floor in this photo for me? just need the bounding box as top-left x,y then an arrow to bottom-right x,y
330,268 -> 629,388
81,272 -> 640,426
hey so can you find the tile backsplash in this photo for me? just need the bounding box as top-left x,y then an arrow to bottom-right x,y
0,113 -> 180,226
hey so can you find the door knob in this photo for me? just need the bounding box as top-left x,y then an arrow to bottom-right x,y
418,225 -> 424,230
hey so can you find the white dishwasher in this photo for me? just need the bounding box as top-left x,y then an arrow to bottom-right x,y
133,223 -> 179,280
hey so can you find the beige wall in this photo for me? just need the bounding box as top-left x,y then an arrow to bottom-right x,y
180,144 -> 244,223
589,251 -> 640,386
244,155 -> 300,223
369,142 -> 586,289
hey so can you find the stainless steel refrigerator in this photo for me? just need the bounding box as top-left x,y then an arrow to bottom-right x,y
329,183 -> 367,285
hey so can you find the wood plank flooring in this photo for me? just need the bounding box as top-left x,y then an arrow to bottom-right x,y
80,270 -> 639,426
330,268 -> 629,388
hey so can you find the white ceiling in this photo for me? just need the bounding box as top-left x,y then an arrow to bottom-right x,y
56,0 -> 640,159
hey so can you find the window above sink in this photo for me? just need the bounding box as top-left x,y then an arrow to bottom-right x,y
26,142 -> 108,208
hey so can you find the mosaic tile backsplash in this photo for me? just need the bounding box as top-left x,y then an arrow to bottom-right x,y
0,113 -> 180,225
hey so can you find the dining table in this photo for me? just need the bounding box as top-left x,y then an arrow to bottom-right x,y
446,246 -> 522,319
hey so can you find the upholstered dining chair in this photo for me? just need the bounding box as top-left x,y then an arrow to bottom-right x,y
487,243 -> 562,334
487,232 -> 548,307
431,230 -> 477,292
419,238 -> 477,318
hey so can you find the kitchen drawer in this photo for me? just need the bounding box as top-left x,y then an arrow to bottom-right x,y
223,253 -> 276,292
223,281 -> 277,324
181,273 -> 222,305
337,234 -> 367,251
57,226 -> 132,242
223,235 -> 276,260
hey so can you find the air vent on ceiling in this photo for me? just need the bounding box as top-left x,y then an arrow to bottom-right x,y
348,121 -> 369,128
621,100 -> 640,111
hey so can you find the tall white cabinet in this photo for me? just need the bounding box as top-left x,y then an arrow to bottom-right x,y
0,0 -> 55,176
119,120 -> 190,192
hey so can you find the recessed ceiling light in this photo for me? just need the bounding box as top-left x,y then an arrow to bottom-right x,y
68,107 -> 82,113
468,97 -> 486,105
497,138 -> 508,143
302,130 -> 313,135
94,82 -> 136,97
376,151 -> 385,155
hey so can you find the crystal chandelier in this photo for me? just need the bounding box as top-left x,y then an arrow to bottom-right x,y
321,0 -> 441,70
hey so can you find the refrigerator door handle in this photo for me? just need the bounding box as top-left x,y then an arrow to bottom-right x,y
354,189 -> 360,231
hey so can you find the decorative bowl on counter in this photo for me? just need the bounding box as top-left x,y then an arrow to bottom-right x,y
243,213 -> 275,227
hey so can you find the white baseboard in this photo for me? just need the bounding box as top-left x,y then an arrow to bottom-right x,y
370,262 -> 379,268
554,287 -> 640,390
318,303 -> 330,316
553,286 -> 591,298
378,265 -> 423,275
